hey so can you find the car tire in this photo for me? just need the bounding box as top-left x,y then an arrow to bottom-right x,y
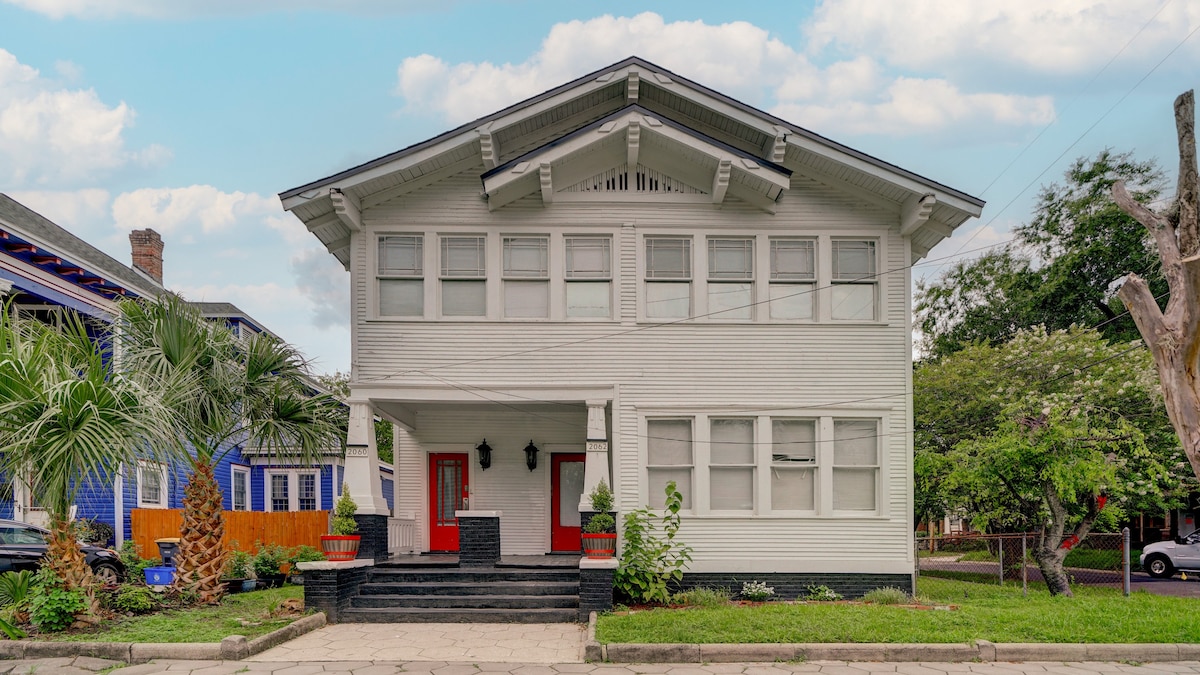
92,562 -> 123,584
1145,553 -> 1174,579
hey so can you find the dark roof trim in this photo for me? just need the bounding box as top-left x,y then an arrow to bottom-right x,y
481,103 -> 792,181
279,56 -> 982,208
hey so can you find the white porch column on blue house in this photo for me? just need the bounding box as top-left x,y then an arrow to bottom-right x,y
345,401 -> 390,515
579,400 -> 611,511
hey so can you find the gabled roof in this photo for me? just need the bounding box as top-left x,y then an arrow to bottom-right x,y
280,56 -> 984,266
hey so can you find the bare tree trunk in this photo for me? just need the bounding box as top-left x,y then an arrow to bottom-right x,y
1033,546 -> 1073,597
1114,90 -> 1200,480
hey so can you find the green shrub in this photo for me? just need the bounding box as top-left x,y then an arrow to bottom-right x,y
802,584 -> 842,601
672,586 -> 731,607
584,512 -> 615,534
28,572 -> 86,633
0,571 -> 32,608
615,481 -> 693,605
288,545 -> 325,565
222,549 -> 253,579
118,541 -> 157,581
589,479 -> 614,513
108,585 -> 159,614
331,483 -> 358,535
862,586 -> 910,605
74,518 -> 114,546
253,543 -> 288,578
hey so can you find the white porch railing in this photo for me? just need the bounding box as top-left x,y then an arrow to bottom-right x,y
388,512 -> 417,555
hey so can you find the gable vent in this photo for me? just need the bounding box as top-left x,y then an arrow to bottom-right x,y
563,164 -> 706,195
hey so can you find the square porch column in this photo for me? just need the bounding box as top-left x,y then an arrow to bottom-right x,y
578,400 -> 612,512
346,401 -> 391,561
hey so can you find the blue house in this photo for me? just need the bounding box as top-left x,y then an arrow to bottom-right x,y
0,194 -> 394,549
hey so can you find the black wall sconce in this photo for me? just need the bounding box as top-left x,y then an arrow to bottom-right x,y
476,439 -> 493,470
523,440 -> 539,471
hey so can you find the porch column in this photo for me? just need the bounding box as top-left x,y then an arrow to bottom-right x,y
345,401 -> 390,516
578,400 -> 611,511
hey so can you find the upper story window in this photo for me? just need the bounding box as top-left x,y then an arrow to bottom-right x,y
137,461 -> 169,509
378,235 -> 424,317
769,239 -> 815,320
503,236 -> 549,318
644,237 -> 691,319
565,236 -> 612,318
441,236 -> 487,317
708,238 -> 753,320
831,240 -> 876,321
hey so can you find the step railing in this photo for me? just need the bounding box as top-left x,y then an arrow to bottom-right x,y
388,512 -> 417,555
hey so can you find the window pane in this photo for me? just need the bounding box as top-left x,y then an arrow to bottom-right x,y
831,284 -> 875,320
834,420 -> 878,465
504,280 -> 549,318
711,418 -> 754,464
833,468 -> 877,510
709,283 -> 752,320
832,240 -> 875,280
232,471 -> 247,511
645,238 -> 691,279
708,239 -> 753,280
142,466 -> 162,504
648,468 -> 692,509
648,419 -> 692,465
380,279 -> 423,316
379,236 -> 422,275
771,239 -> 815,280
566,282 -> 611,318
442,280 -> 486,316
710,467 -> 753,510
298,474 -> 317,511
773,419 -> 816,462
646,282 -> 690,318
566,237 -> 611,278
271,474 -> 289,512
772,467 -> 815,510
503,237 -> 548,278
769,283 -> 813,320
441,237 -> 486,277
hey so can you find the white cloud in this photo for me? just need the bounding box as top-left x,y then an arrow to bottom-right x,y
3,0 -> 434,19
0,49 -> 166,188
394,12 -> 1055,138
290,248 -> 350,330
111,186 -> 278,235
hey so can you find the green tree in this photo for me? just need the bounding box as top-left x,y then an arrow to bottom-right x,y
0,307 -> 175,613
312,370 -> 393,464
118,294 -> 344,603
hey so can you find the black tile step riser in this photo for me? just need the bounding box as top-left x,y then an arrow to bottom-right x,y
368,572 -> 578,584
359,583 -> 579,596
340,608 -> 580,623
352,595 -> 579,609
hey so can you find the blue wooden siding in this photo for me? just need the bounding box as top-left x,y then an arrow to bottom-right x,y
382,477 -> 394,512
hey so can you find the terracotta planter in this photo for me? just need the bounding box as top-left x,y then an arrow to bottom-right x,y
582,532 -> 617,559
320,534 -> 361,561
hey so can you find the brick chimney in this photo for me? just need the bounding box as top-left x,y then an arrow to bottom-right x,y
129,229 -> 164,284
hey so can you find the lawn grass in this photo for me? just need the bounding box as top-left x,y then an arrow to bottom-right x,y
596,577 -> 1200,644
48,585 -> 305,643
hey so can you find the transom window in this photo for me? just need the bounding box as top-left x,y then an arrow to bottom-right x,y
708,239 -> 753,320
831,240 -> 877,321
769,239 -> 815,320
441,236 -> 487,317
378,235 -> 424,317
645,237 -> 692,319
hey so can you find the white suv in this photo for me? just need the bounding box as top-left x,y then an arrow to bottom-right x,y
1141,530 -> 1200,578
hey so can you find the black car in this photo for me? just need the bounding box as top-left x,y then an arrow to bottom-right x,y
0,519 -> 125,583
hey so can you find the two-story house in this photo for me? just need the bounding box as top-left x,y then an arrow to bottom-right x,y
279,56 -> 983,594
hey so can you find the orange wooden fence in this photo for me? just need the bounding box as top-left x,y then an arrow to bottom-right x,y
130,509 -> 329,557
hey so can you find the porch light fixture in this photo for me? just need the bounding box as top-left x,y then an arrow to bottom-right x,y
523,440 -> 539,471
476,439 -> 493,470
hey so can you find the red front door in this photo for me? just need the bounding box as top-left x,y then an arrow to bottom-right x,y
429,453 -> 469,551
551,453 -> 586,552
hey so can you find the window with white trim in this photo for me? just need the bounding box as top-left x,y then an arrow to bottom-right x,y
646,419 -> 693,509
831,240 -> 877,321
832,419 -> 879,511
771,419 -> 816,511
137,461 -> 169,509
565,236 -> 612,318
644,237 -> 691,319
441,236 -> 487,317
708,238 -> 753,320
709,418 -> 755,510
231,465 -> 250,512
265,470 -> 321,512
503,236 -> 549,318
769,238 -> 815,320
378,235 -> 424,317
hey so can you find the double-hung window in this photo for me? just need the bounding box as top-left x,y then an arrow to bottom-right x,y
769,239 -> 815,320
503,236 -> 549,318
565,236 -> 612,318
378,235 -> 424,317
709,418 -> 755,511
770,419 -> 817,511
231,466 -> 250,511
646,419 -> 693,509
707,238 -> 753,320
266,470 -> 321,512
441,236 -> 487,317
137,461 -> 169,509
831,240 -> 876,320
832,419 -> 879,511
644,237 -> 691,319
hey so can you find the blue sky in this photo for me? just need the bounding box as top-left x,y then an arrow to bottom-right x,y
1,0 -> 1197,374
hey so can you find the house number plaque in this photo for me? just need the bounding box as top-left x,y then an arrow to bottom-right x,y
586,441 -> 608,452
346,447 -> 369,457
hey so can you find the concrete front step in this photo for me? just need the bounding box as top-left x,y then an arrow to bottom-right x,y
352,593 -> 580,609
359,580 -> 580,596
339,606 -> 581,623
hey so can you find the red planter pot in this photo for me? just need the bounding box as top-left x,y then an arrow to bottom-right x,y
582,532 -> 617,559
320,534 -> 361,561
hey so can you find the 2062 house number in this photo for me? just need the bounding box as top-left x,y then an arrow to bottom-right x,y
346,447 -> 370,457
586,441 -> 608,452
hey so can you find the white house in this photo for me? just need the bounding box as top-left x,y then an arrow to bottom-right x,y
279,56 -> 983,593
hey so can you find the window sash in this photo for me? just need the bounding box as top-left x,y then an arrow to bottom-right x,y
647,419 -> 693,466
566,281 -> 611,318
442,280 -> 486,316
772,419 -> 816,463
232,468 -> 249,511
379,279 -> 423,317
270,474 -> 289,512
646,282 -> 691,318
832,240 -> 876,280
708,238 -> 753,280
831,284 -> 876,321
565,237 -> 611,279
503,280 -> 549,318
710,418 -> 754,465
503,237 -> 549,278
441,236 -> 486,278
768,282 -> 814,320
708,282 -> 752,320
645,238 -> 691,279
771,467 -> 815,511
771,239 -> 815,280
139,463 -> 164,506
378,236 -> 423,276
298,473 -> 318,511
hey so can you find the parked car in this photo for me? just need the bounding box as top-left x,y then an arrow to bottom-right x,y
1140,529 -> 1200,578
0,519 -> 125,583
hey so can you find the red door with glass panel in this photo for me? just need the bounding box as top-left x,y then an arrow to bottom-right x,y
550,453 -> 586,552
429,453 -> 469,551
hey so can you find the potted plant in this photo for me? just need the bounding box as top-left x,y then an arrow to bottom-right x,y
252,543 -> 288,588
221,548 -> 255,593
321,483 -> 360,561
582,479 -> 617,559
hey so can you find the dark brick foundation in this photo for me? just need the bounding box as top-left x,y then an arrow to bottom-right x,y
352,514 -> 389,562
458,516 -> 500,567
669,573 -> 914,600
579,564 -> 615,621
302,564 -> 370,623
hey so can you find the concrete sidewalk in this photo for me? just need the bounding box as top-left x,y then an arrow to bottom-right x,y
6,658 -> 1200,675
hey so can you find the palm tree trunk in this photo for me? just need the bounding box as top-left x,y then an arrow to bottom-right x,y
174,460 -> 227,603
45,513 -> 99,615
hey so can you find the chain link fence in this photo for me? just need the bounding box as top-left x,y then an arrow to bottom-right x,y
915,529 -> 1131,595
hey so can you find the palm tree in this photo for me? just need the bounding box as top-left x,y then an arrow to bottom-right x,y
0,306 -> 176,614
118,294 -> 343,603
